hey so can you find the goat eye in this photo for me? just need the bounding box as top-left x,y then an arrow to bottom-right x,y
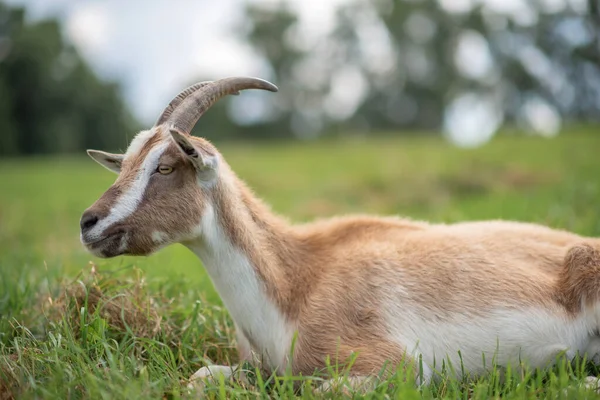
157,165 -> 173,175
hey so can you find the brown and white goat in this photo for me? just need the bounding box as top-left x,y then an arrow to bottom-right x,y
81,77 -> 600,390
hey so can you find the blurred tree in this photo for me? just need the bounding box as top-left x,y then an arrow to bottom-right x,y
0,4 -> 137,156
237,0 -> 600,139
2,1 -> 598,153
187,5 -> 302,141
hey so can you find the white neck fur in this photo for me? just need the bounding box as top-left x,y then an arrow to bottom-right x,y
184,203 -> 294,371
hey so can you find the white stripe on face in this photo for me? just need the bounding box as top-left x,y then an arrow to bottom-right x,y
86,141 -> 169,241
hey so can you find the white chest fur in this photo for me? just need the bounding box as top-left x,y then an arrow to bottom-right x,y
186,204 -> 294,371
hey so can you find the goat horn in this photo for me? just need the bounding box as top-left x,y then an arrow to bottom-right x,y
155,81 -> 213,127
164,77 -> 278,134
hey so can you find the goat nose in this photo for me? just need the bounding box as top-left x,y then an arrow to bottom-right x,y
80,211 -> 99,233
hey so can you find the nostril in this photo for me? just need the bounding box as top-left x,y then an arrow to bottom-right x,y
80,212 -> 99,232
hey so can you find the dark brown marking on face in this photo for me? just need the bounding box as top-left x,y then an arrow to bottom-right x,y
84,130 -> 164,220
82,130 -> 161,225
82,129 -> 214,257
117,140 -> 206,255
87,185 -> 122,220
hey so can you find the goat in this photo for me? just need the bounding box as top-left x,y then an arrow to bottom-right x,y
80,76 -> 600,392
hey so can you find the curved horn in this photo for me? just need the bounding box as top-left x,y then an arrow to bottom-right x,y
155,81 -> 212,126
165,76 -> 278,134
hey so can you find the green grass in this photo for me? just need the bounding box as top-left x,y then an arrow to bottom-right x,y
1,127 -> 600,398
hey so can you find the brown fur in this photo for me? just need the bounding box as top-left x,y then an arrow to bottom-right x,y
120,143 -> 206,254
85,132 -> 206,256
557,244 -> 600,313
179,149 -> 600,375
84,129 -> 600,379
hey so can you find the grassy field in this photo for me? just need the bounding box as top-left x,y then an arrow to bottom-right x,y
1,127 -> 600,399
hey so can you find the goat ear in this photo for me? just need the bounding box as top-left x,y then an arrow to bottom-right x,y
87,150 -> 124,174
169,129 -> 217,174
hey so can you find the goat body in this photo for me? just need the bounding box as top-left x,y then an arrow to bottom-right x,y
186,178 -> 600,383
79,77 -> 600,389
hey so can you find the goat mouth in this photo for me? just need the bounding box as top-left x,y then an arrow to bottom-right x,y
82,236 -> 108,246
82,231 -> 127,257
82,232 -> 123,246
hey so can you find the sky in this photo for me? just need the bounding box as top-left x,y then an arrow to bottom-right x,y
7,0 -> 348,126
8,0 -> 262,124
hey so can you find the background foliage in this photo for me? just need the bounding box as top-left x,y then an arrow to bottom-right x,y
0,1 -> 598,155
238,0 -> 600,137
0,4 -> 137,156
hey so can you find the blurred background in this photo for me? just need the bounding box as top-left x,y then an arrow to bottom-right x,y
0,0 -> 598,156
0,1 -> 599,392
0,3 -> 599,397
